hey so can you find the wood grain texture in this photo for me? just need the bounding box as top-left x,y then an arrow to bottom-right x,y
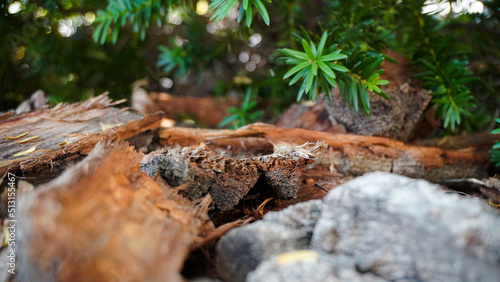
17,141 -> 212,282
0,94 -> 162,185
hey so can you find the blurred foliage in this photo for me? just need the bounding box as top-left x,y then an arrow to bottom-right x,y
92,0 -> 179,44
1,0 -> 499,134
209,0 -> 271,26
218,86 -> 262,128
490,118 -> 500,166
0,0 -> 149,109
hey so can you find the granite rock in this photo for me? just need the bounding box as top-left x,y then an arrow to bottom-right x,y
216,172 -> 500,281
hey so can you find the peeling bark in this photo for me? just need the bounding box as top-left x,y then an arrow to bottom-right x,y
0,93 -> 162,185
17,141 -> 212,282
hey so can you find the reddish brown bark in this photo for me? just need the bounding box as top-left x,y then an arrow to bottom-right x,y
158,123 -> 489,182
16,141 -> 212,282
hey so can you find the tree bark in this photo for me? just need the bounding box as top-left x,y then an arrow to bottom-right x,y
157,123 -> 489,182
0,94 -> 162,185
15,141 -> 213,282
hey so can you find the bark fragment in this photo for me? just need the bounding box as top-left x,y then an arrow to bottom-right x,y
0,93 -> 162,186
17,141 -> 212,282
324,83 -> 431,142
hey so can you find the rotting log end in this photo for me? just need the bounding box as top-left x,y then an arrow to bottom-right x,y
141,142 -> 327,211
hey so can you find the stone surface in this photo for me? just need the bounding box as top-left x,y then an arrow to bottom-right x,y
247,252 -> 385,282
216,200 -> 322,282
312,172 -> 500,281
216,172 -> 500,282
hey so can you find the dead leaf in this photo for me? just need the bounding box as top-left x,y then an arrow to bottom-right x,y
5,132 -> 29,140
16,135 -> 40,144
13,145 -> 37,157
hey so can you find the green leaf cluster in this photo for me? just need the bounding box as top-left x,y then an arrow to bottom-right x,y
157,43 -> 190,77
218,86 -> 263,128
279,31 -> 347,102
279,31 -> 388,115
414,59 -> 476,131
490,118 -> 500,166
93,0 -> 177,44
396,4 -> 480,132
209,0 -> 271,27
339,48 -> 389,115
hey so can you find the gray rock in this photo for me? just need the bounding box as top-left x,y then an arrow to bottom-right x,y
262,199 -> 322,239
216,172 -> 500,282
247,251 -> 385,282
216,200 -> 322,282
312,172 -> 500,281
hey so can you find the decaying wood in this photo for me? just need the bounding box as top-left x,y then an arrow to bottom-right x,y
0,93 -> 162,185
0,92 -> 493,281
157,123 -> 489,182
17,141 -> 213,282
321,50 -> 431,142
141,142 -> 326,211
190,217 -> 254,251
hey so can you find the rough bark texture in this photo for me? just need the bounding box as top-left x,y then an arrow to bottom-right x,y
0,92 -> 494,282
157,123 -> 489,182
16,141 -> 212,282
140,142 -> 326,211
324,83 -> 431,142
0,93 -> 162,186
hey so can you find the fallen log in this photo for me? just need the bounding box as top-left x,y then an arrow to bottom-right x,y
0,93 -> 162,186
157,123 -> 489,182
16,141 -> 213,282
412,132 -> 497,152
